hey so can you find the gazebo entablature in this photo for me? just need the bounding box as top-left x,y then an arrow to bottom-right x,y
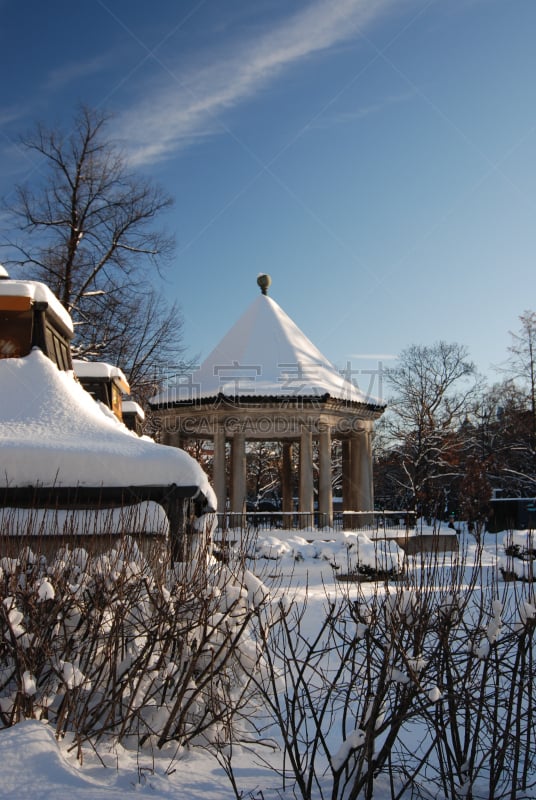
155,395 -> 383,529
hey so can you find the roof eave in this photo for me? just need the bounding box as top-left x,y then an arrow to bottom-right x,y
150,391 -> 386,415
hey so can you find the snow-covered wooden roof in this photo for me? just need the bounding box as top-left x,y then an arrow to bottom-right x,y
0,275 -> 74,335
151,284 -> 384,409
73,359 -> 130,394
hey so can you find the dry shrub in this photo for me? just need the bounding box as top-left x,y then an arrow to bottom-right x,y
0,527 -> 276,764
245,542 -> 536,800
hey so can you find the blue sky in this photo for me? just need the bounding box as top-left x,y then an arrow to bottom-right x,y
1,0 -> 535,398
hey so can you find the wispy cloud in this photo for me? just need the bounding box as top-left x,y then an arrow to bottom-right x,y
308,90 -> 416,130
0,52 -> 121,135
0,105 -> 29,128
45,52 -> 119,91
114,0 -> 398,166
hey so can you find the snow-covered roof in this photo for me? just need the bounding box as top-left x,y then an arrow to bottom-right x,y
73,359 -> 130,393
0,277 -> 74,335
151,291 -> 384,408
73,360 -> 128,382
122,399 -> 145,420
0,349 -> 215,508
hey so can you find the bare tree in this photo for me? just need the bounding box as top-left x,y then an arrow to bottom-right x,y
76,284 -> 188,404
383,342 -> 479,518
506,310 -> 536,439
477,312 -> 536,496
2,105 -> 185,401
246,442 -> 283,508
469,380 -> 536,497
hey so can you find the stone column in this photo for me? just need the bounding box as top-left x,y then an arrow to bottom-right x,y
230,432 -> 246,528
343,433 -> 363,530
318,425 -> 333,529
282,441 -> 294,530
342,438 -> 352,530
213,425 -> 227,529
299,427 -> 314,528
348,430 -> 374,528
160,425 -> 181,448
350,434 -> 363,529
357,429 -> 373,512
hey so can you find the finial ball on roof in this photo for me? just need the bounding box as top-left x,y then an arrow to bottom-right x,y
257,273 -> 271,295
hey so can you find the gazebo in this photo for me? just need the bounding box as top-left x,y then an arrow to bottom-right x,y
150,276 -> 386,529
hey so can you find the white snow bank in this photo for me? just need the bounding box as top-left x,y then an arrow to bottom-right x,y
499,530 -> 536,580
0,719 -> 254,800
498,556 -> 536,581
0,350 -> 215,508
253,530 -> 404,573
502,530 -> 536,551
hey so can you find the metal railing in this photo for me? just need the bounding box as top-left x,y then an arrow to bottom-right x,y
215,510 -> 416,535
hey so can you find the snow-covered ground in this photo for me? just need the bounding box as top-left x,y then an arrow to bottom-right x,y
0,525 -> 519,800
2,280 -> 533,798
0,719 -> 241,800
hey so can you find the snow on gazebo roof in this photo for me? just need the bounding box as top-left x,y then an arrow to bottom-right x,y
0,349 -> 215,507
151,276 -> 384,410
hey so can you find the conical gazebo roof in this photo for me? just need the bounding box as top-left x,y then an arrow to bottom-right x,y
151,280 -> 384,411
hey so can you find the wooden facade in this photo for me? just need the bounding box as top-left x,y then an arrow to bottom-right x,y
0,288 -> 73,370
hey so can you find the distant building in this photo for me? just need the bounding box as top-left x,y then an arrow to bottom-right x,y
488,497 -> 536,532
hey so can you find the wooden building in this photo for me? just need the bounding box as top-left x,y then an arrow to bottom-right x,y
0,268 -> 215,560
0,264 -> 73,370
